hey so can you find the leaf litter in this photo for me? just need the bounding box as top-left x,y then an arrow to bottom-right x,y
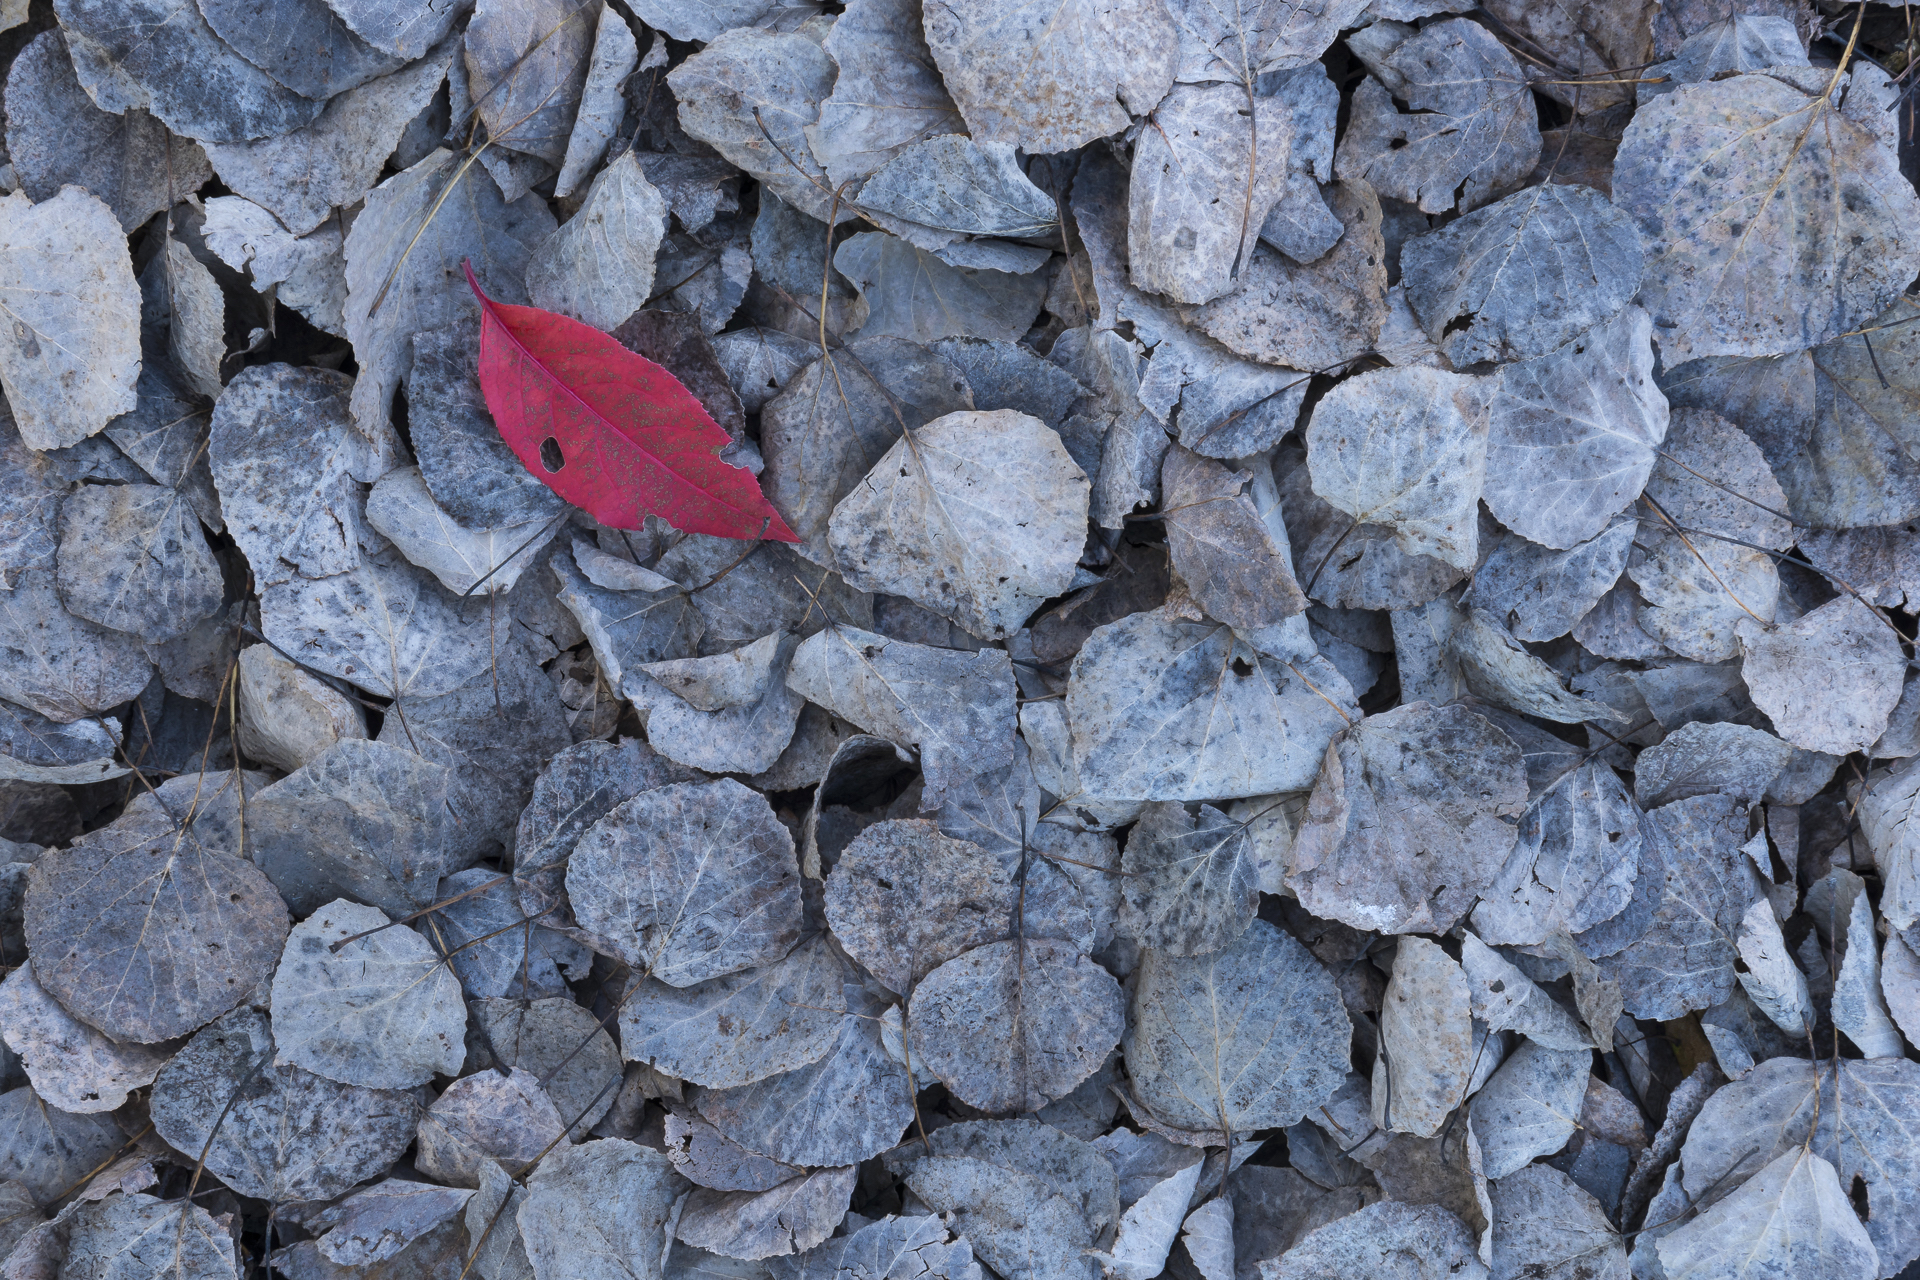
0,3 -> 1918,1277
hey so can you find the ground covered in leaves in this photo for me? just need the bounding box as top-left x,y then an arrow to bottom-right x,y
0,0 -> 1919,1277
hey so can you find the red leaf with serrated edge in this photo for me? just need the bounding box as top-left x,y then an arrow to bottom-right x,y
463,261 -> 797,541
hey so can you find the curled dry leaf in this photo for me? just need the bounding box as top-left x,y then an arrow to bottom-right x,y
1373,936 -> 1472,1138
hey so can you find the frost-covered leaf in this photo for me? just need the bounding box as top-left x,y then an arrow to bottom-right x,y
55,483 -> 221,644
526,153 -> 668,333
1402,183 -> 1643,365
666,1111 -> 802,1192
619,934 -> 847,1088
888,1118 -> 1121,1244
786,625 -> 1014,810
52,0 -> 323,143
1487,1165 -> 1627,1280
1305,365 -> 1490,571
58,1193 -> 238,1280
713,329 -> 818,415
1287,702 -> 1527,935
1373,936 -> 1472,1138
922,0 -> 1177,153
1067,608 -> 1357,802
1089,1160 -> 1203,1280
203,46 -> 452,238
268,898 -> 467,1089
1262,1201 -> 1488,1280
909,938 -> 1125,1113
518,1138 -> 686,1280
1471,520 -> 1635,641
1335,18 -> 1541,213
1634,721 -> 1794,809
828,409 -> 1086,639
1118,802 -> 1259,956
1127,918 -> 1350,1136
1483,307 -> 1669,551
149,1008 -> 415,1203
1660,1147 -> 1878,1280
657,535 -> 875,657
0,962 -> 167,1113
1161,447 -> 1306,633
567,779 -> 803,986
1736,595 -> 1906,756
0,188 -> 140,451
765,1214 -> 981,1280
344,147 -> 555,441
628,634 -> 806,777
833,233 -> 1049,345
23,804 -> 287,1043
550,551 -> 703,693
5,31 -> 212,234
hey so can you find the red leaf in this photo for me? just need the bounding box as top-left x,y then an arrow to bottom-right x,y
464,261 -> 796,542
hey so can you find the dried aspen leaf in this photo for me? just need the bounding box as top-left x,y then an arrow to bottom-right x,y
1736,595 -> 1906,756
666,1110 -> 802,1193
1661,1147 -> 1878,1280
1165,0 -> 1367,82
5,31 -> 212,233
808,0 -> 963,187
1373,936 -> 1472,1138
1472,521 -> 1635,642
550,551 -> 703,691
553,6 -> 640,199
1402,183 -> 1643,366
526,153 -> 668,332
922,0 -> 1177,153
640,631 -> 784,714
833,233 -> 1048,345
1336,19 -> 1540,213
1161,447 -> 1306,633
518,1138 -> 686,1279
0,1086 -> 123,1204
198,0 -> 403,100
0,702 -> 126,787
1066,608 -> 1357,802
759,338 -> 973,564
695,984 -> 914,1167
764,1214 -> 980,1280
713,329 -> 817,415
1634,721 -> 1795,809
1276,441 -> 1467,611
1450,608 -> 1630,726
55,484 -> 221,644
203,46 -> 452,237
149,1009 -> 415,1204
669,30 -> 844,224
406,318 -> 567,528
1264,1200 -> 1487,1280
786,625 -> 1015,810
52,0 -> 323,143
418,1067 -> 567,1188
248,740 -> 465,917
620,934 -> 847,1089
1469,1041 -> 1590,1179
885,1118 -> 1121,1241
1483,307 -> 1669,551
269,899 -> 467,1089
656,537 -> 874,656
629,635 -> 806,776
892,1158 -> 1098,1280
0,963 -> 168,1113
855,137 -> 1055,251
1287,702 -> 1527,935
1127,919 -> 1351,1135
311,0 -> 469,60
59,1193 -> 238,1280
1181,179 -> 1389,371
461,1160 -> 533,1280
1481,0 -> 1651,112
344,148 -> 555,442
908,939 -> 1124,1113
567,779 -> 803,986
1596,794 -> 1759,1019
202,197 -> 347,336
1089,1159 -> 1201,1280
474,997 -> 619,1140
1117,802 -> 1258,957
0,187 -> 140,451
1832,890 -> 1905,1059
1459,934 -> 1590,1052
1487,1165 -> 1628,1280
1129,84 -> 1289,306
431,873 -> 590,1002
365,466 -> 557,597
465,0 -> 593,175
24,805 -> 287,1043
828,409 -> 1086,639
623,0 -> 788,41
236,642 -> 366,772
675,1165 -> 857,1262
308,1180 -> 475,1268
1305,365 -> 1490,571
1735,900 -> 1814,1037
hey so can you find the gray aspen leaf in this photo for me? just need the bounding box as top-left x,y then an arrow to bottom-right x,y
1885,930 -> 1920,1052
1735,899 -> 1814,1037
1798,522 -> 1920,610
0,1086 -> 123,1204
1831,892 -> 1906,1060
517,1139 -> 687,1280
203,45 -> 453,238
1305,365 -> 1491,572
1661,1147 -> 1879,1280
1642,15 -> 1808,102
1481,0 -> 1650,111
269,899 -> 467,1090
921,0 -> 1177,154
1483,307 -> 1670,551
620,935 -> 848,1089
1861,756 -> 1920,938
1373,936 -> 1473,1138
526,153 -> 669,333
1633,721 -> 1795,809
1468,1040 -> 1592,1179
55,484 -> 222,644
675,1165 -> 858,1262
712,328 -> 818,415
1459,934 -> 1592,1052
1261,1201 -> 1489,1280
365,466 -> 558,597
5,31 -> 212,234
1160,447 -> 1307,633
1335,18 -> 1540,214
885,1119 -> 1121,1241
1471,520 -> 1636,641
418,1067 -> 567,1189
695,983 -> 914,1168
1181,1197 -> 1234,1280
1287,702 -> 1527,936
248,740 -> 465,918
832,233 -> 1049,346
0,187 -> 140,452
313,0 -> 470,60
656,537 -> 875,656
59,1193 -> 239,1280
1614,71 -> 1920,360
553,4 -> 641,200
148,1009 -> 415,1204
0,962 -> 167,1113
907,938 -> 1125,1113
343,148 -> 555,442
1118,802 -> 1260,957
1276,441 -> 1468,611
807,0 -> 964,189
1129,84 -> 1291,306
474,997 -> 621,1141
1401,184 -> 1644,366
1088,1160 -> 1202,1280
0,702 -> 126,787
1450,607 -> 1631,726
463,1160 -> 534,1280
0,571 -> 154,721
1486,1165 -> 1628,1280
23,805 -> 287,1043
764,1214 -> 981,1280
892,1158 -> 1100,1280
1736,595 -> 1907,756
640,632 -> 784,714
1126,919 -> 1351,1136
665,1111 -> 802,1192
51,0 -> 323,144
566,779 -> 802,986
828,409 -> 1086,639
627,635 -> 807,777
550,551 -> 704,693
196,0 -> 403,101
625,0 -> 791,42
465,0 -> 595,174
786,625 -> 1015,811
668,30 -> 845,224
428,867 -> 591,1001
308,1181 -> 476,1268
1164,0 -> 1368,83
1066,608 -> 1357,802
202,198 -> 347,338
855,137 -> 1056,251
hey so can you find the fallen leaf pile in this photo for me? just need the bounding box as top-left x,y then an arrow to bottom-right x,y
0,0 -> 1918,1276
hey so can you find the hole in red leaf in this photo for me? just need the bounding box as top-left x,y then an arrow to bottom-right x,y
540,437 -> 565,473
